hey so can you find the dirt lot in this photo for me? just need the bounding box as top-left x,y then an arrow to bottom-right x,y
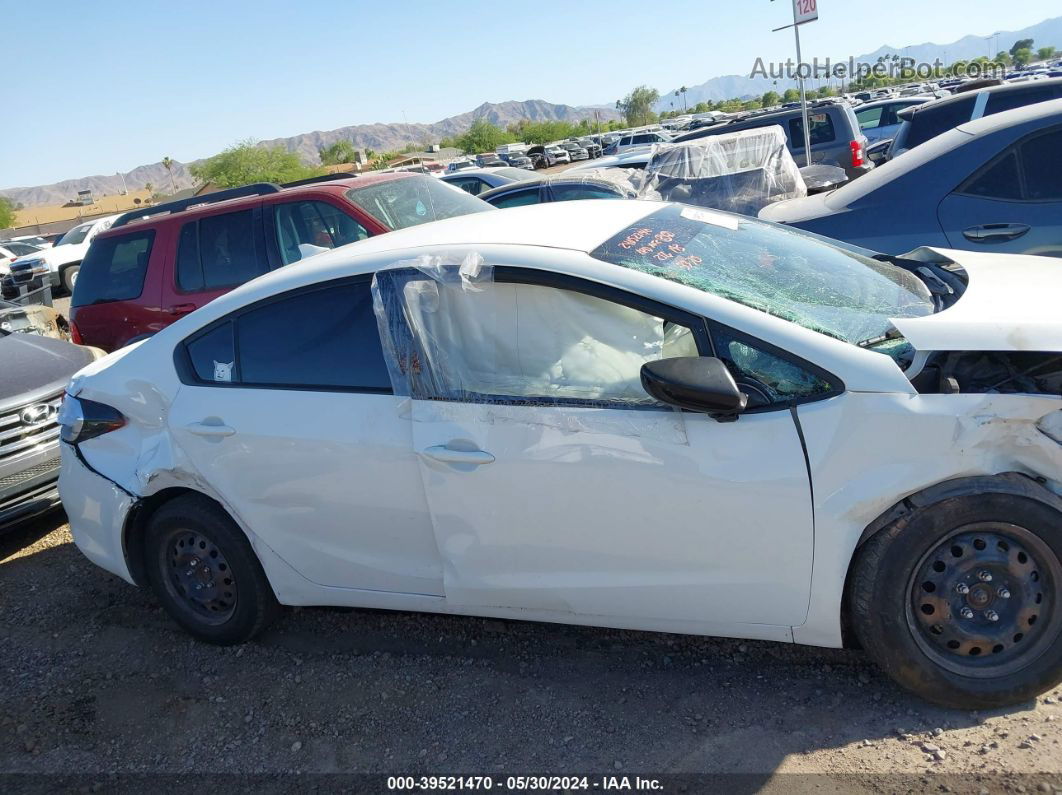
2,513 -> 1061,792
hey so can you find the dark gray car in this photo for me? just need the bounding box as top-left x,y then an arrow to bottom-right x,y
0,334 -> 96,528
759,99 -> 1062,257
674,99 -> 873,181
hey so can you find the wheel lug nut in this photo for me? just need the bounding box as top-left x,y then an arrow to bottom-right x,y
959,607 -> 974,619
985,610 -> 999,622
956,583 -> 970,595
185,570 -> 193,576
977,570 -> 992,582
195,584 -> 202,591
190,559 -> 198,568
997,587 -> 1011,599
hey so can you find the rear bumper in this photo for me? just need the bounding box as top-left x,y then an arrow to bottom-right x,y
0,451 -> 61,528
58,443 -> 136,583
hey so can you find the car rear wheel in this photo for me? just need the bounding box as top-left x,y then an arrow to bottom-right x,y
850,493 -> 1062,708
144,493 -> 280,644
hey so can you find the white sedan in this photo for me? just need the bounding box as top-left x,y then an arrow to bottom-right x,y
58,200 -> 1062,708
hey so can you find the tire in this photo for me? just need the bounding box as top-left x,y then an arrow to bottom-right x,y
60,264 -> 79,295
850,493 -> 1062,709
144,493 -> 280,644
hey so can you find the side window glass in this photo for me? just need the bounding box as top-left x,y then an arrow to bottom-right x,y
1020,129 -> 1062,201
490,189 -> 541,208
198,210 -> 265,288
906,99 -> 974,148
237,281 -> 390,389
378,276 -> 699,406
187,322 -> 236,383
958,150 -> 1022,200
986,87 -> 1058,115
273,201 -> 369,266
73,230 -> 155,307
857,106 -> 884,130
788,113 -> 836,148
711,324 -> 833,407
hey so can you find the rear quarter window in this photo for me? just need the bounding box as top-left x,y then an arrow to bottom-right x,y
72,230 -> 154,307
906,98 -> 975,148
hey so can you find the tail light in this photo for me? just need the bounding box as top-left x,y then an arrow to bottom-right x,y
58,396 -> 126,445
850,139 -> 865,169
70,318 -> 83,345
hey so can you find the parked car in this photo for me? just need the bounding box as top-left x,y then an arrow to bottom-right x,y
60,198 -> 1062,709
888,77 -> 1062,160
573,137 -> 603,158
759,99 -> 1062,257
445,159 -> 477,173
498,152 -> 534,170
674,100 -> 872,182
69,173 -> 493,351
439,167 -> 531,195
7,214 -> 120,295
545,146 -> 571,165
604,131 -> 672,155
525,146 -> 557,170
556,142 -> 589,161
0,299 -> 69,339
2,334 -> 99,528
475,153 -> 506,167
855,97 -> 932,143
567,149 -> 654,173
478,175 -> 635,207
0,241 -> 42,277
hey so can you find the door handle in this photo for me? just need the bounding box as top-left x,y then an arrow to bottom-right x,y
962,223 -> 1030,243
185,421 -> 236,438
168,303 -> 197,316
421,445 -> 495,466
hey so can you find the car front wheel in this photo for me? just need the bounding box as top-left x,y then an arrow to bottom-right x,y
144,493 -> 280,644
850,493 -> 1062,708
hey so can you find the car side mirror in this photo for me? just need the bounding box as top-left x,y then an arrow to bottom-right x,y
640,357 -> 748,422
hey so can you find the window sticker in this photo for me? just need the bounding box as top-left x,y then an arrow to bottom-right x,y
213,360 -> 234,382
680,206 -> 740,231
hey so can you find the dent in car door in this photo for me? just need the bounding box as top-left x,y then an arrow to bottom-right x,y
374,267 -> 816,627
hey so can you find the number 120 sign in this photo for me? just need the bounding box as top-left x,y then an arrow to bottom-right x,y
794,0 -> 818,24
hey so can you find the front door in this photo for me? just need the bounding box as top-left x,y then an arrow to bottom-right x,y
374,266 -> 817,627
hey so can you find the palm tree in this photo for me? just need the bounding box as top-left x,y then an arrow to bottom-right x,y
680,85 -> 688,112
161,157 -> 176,194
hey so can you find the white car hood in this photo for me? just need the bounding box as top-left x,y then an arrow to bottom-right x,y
890,248 -> 1062,352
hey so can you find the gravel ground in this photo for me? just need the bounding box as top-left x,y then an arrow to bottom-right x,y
2,513 -> 1061,793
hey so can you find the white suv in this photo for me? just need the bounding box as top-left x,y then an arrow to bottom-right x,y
8,214 -> 120,293
606,131 -> 672,155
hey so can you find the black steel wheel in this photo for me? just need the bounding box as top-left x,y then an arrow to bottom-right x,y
850,489 -> 1062,708
160,528 -> 239,625
907,523 -> 1059,677
144,493 -> 280,644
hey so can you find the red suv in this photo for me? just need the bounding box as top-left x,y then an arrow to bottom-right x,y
70,173 -> 492,351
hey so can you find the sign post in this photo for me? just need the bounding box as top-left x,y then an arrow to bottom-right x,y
773,0 -> 819,167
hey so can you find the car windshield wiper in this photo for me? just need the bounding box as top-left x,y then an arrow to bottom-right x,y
857,328 -> 904,349
872,253 -> 966,312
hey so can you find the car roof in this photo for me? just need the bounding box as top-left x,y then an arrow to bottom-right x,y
856,97 -> 931,109
905,77 -> 1062,118
95,173 -> 416,238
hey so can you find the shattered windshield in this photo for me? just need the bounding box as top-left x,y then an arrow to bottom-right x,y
346,175 -> 492,231
591,204 -> 934,347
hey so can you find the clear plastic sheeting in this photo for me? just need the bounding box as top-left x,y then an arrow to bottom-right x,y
582,126 -> 806,216
370,253 -> 688,442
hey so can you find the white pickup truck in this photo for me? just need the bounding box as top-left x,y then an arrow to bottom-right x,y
9,214 -> 120,294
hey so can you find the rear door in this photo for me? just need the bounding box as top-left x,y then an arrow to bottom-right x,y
938,126 -> 1062,256
166,276 -> 443,594
263,197 -> 372,268
160,203 -> 267,318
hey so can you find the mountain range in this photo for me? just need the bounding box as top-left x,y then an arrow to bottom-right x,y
1,101 -> 619,209
654,15 -> 1062,110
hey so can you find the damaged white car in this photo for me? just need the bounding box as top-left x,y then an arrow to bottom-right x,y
58,200 -> 1061,708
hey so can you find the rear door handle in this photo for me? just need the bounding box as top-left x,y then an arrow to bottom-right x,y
421,445 -> 495,466
963,223 -> 1030,242
185,421 -> 236,438
168,303 -> 197,316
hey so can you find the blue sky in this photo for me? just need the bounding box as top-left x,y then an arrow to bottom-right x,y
4,0 -> 1059,188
